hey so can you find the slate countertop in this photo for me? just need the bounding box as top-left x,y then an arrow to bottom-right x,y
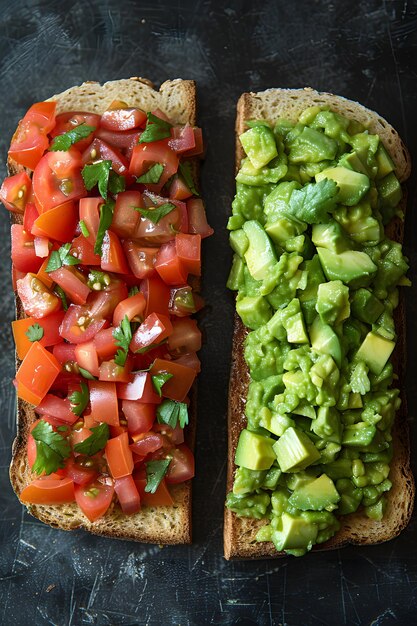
0,1 -> 416,624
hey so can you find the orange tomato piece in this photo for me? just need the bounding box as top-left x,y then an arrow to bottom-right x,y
16,342 -> 61,404
105,432 -> 134,479
20,477 -> 75,505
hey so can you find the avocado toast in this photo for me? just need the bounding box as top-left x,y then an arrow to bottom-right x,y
224,88 -> 414,559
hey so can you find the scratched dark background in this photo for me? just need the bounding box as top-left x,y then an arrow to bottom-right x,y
0,0 -> 417,624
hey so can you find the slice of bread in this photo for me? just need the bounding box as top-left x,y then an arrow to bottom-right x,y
224,87 -> 415,559
9,77 -> 198,544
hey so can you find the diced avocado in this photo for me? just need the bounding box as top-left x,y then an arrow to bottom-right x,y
311,221 -> 352,254
243,220 -> 277,280
285,469 -> 319,491
309,316 -> 342,368
232,467 -> 267,495
317,247 -> 377,286
377,172 -> 402,209
316,166 -> 370,206
288,474 -> 340,511
375,145 -> 395,180
227,214 -> 245,231
264,180 -> 302,219
325,458 -> 353,480
226,254 -> 245,291
285,312 -> 309,344
348,393 -> 363,409
236,294 -> 272,329
240,125 -> 278,169
266,217 -> 304,245
351,288 -> 384,324
229,228 -> 249,257
355,331 -> 395,375
342,423 -> 376,447
316,280 -> 350,325
288,126 -> 338,163
260,410 -> 295,437
311,406 -> 343,444
273,427 -> 320,473
237,157 -> 288,186
338,151 -> 370,176
235,429 -> 276,470
365,496 -> 387,521
292,401 -> 316,419
271,512 -> 318,552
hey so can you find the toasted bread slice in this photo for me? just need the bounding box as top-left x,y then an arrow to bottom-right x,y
9,78 -> 198,544
224,88 -> 415,559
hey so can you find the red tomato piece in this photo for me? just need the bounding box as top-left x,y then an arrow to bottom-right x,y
52,342 -> 77,365
16,342 -> 61,405
123,241 -> 158,279
182,127 -> 203,157
168,318 -> 202,355
23,202 -> 39,233
82,138 -> 129,176
140,276 -> 170,318
36,394 -> 78,424
165,444 -> 195,484
87,279 -> 128,321
130,313 -> 173,353
122,401 -> 155,437
138,477 -> 174,507
49,266 -> 91,305
79,196 -> 103,248
88,380 -> 119,426
24,101 -> 56,133
0,172 -> 32,213
71,235 -> 101,266
99,359 -> 132,383
50,112 -> 100,152
101,108 -> 147,131
154,422 -> 185,445
149,358 -> 196,402
173,352 -> 201,373
17,273 -> 61,319
11,225 -> 43,273
9,121 -> 49,170
105,432 -> 134,478
95,128 -> 140,159
168,285 -> 197,317
129,432 -> 165,456
35,256 -> 54,289
101,230 -> 130,275
114,475 -> 141,514
113,292 -> 146,328
155,240 -> 188,285
60,304 -> 107,344
71,426 -> 93,453
32,201 -> 78,242
93,328 -> 118,361
117,371 -> 161,404
74,479 -> 114,522
175,233 -> 201,277
75,341 -> 99,377
64,457 -> 98,485
20,477 -> 75,505
12,311 -> 65,360
168,125 -> 196,153
169,175 -> 192,201
186,198 -> 213,238
32,149 -> 86,213
135,195 -> 187,244
111,191 -> 142,239
129,139 -> 179,189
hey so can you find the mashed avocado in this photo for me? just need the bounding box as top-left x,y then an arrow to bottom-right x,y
226,107 -> 408,556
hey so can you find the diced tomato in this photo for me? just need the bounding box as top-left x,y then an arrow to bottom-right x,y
52,342 -> 77,365
71,427 -> 93,453
154,422 -> 185,445
106,432 -> 134,478
82,138 -> 129,176
79,196 -> 102,248
16,342 -> 61,405
27,416 -> 64,469
88,380 -> 119,426
75,341 -> 99,377
168,318 -> 202,354
130,432 -> 165,456
20,476 -> 75,505
60,304 -> 107,344
182,127 -> 203,157
175,233 -> 201,277
135,195 -> 187,244
114,475 -> 141,514
111,191 -> 142,239
11,225 -> 43,273
64,457 -> 98,485
9,122 -> 49,170
123,241 -> 158,279
95,128 -> 140,159
49,266 -> 91,305
101,230 -> 130,275
113,293 -> 146,328
35,256 -> 54,289
0,172 -> 32,213
93,328 -> 117,361
122,401 -> 155,437
36,394 -> 78,424
169,175 -> 192,201
25,101 -> 56,133
23,202 -> 39,232
155,240 -> 188,285
101,108 -> 147,131
32,149 -> 86,213
74,479 -> 114,522
50,112 -> 99,152
168,125 -> 196,153
87,278 -> 128,321
31,201 -> 78,242
173,352 -> 201,373
129,139 -> 179,189
99,358 -> 132,383
149,358 -> 196,402
133,469 -> 174,506
140,276 -> 170,318
117,371 -> 161,404
12,311 -> 65,360
71,235 -> 101,266
168,285 -> 197,317
165,444 -> 195,484
130,313 -> 173,353
132,343 -> 170,371
17,273 -> 61,319
187,198 -> 213,238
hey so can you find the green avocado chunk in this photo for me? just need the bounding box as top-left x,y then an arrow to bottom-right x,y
271,512 -> 319,553
240,125 -> 278,169
355,331 -> 395,375
288,474 -> 340,511
311,220 -> 352,254
317,248 -> 377,286
351,288 -> 385,324
273,427 -> 320,472
316,166 -> 370,206
243,220 -> 277,281
309,316 -> 342,367
235,429 -> 276,470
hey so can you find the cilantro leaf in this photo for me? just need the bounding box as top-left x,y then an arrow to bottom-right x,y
54,285 -> 68,311
145,458 -> 171,493
136,163 -> 164,184
73,423 -> 109,456
25,323 -> 44,342
69,382 -> 89,417
78,367 -> 97,380
82,160 -> 112,199
94,199 -> 115,256
79,219 -> 90,238
135,203 -> 175,224
108,170 -> 126,195
152,372 -> 173,397
46,243 -> 79,272
31,420 -> 71,475
287,179 -> 339,225
156,399 -> 189,429
139,113 -> 172,144
113,315 -> 132,367
50,123 -> 95,152
179,161 -> 199,196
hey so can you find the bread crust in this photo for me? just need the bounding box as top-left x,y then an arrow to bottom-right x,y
8,77 -> 198,545
224,88 -> 415,559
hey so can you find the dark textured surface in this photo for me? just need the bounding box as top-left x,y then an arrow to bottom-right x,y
0,1 -> 417,624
